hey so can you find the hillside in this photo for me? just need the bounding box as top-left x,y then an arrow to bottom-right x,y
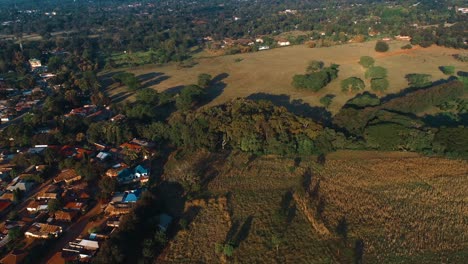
156,150 -> 468,263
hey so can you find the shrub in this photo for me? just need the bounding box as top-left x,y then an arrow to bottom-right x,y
375,41 -> 389,52
371,78 -> 389,92
307,60 -> 325,73
341,77 -> 365,93
359,56 -> 375,68
365,66 -> 387,79
439,66 -> 455,75
320,94 -> 335,108
405,73 -> 432,88
401,44 -> 412,49
346,92 -> 381,108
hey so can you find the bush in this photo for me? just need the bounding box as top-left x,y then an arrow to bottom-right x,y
405,73 -> 432,88
292,64 -> 339,91
375,41 -> 389,52
439,66 -> 455,75
359,56 -> 375,68
365,66 -> 387,79
346,92 -> 381,108
341,77 -> 365,93
371,78 -> 389,92
319,94 -> 335,108
307,60 -> 325,73
401,44 -> 412,49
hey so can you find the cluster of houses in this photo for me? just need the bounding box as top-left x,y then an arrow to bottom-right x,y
0,136 -> 163,263
205,35 -> 291,51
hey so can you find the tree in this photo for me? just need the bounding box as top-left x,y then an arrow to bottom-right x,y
375,41 -> 389,52
440,66 -> 455,75
12,189 -> 23,202
405,73 -> 432,88
99,177 -> 117,200
359,56 -> 375,68
136,88 -> 160,104
341,77 -> 365,93
319,94 -> 335,108
175,85 -> 206,110
8,226 -> 22,241
371,78 -> 389,92
48,199 -> 62,213
307,60 -> 324,73
197,73 -> 212,88
347,92 -> 381,108
365,66 -> 387,79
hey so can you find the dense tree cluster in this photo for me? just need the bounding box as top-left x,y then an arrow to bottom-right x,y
292,64 -> 339,91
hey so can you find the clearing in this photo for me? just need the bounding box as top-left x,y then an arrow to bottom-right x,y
103,41 -> 468,114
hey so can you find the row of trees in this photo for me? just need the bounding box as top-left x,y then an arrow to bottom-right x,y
292,61 -> 339,91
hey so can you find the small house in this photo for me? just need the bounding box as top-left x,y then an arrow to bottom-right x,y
54,169 -> 82,184
25,223 -> 62,239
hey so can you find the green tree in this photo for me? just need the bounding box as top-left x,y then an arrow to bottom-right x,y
197,73 -> 212,88
175,85 -> 206,110
12,189 -> 24,202
405,73 -> 432,88
371,78 -> 389,92
359,56 -> 375,68
341,77 -> 365,93
375,41 -> 389,52
319,94 -> 335,108
307,60 -> 324,73
8,226 -> 22,241
98,177 -> 117,200
365,66 -> 387,79
136,88 -> 160,104
48,199 -> 62,214
440,66 -> 455,75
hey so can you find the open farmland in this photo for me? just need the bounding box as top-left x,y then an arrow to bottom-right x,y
158,150 -> 468,263
321,151 -> 468,263
103,41 -> 468,113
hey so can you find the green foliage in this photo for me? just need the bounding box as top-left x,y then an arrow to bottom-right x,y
365,66 -> 387,79
136,88 -> 160,104
319,94 -> 335,108
359,56 -> 375,68
306,60 -> 324,73
370,78 -> 389,92
167,99 -> 329,155
341,77 -> 365,93
8,226 -> 22,241
175,85 -> 206,111
47,199 -> 62,214
364,123 -> 432,151
440,66 -> 455,75
405,73 -> 432,88
292,64 -> 339,91
99,177 -> 117,200
401,44 -> 413,50
433,127 -> 468,158
112,72 -> 141,91
375,41 -> 389,52
197,73 -> 212,88
346,93 -> 381,108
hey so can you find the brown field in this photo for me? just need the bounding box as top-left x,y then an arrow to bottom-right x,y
158,150 -> 468,263
321,152 -> 468,263
104,41 -> 468,113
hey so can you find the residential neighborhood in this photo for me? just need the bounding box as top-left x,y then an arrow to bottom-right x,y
0,58 -> 172,263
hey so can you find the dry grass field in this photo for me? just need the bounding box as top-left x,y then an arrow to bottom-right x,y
104,41 -> 468,113
321,152 -> 468,263
158,150 -> 468,263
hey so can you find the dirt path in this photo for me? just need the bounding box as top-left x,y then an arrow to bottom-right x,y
42,202 -> 103,264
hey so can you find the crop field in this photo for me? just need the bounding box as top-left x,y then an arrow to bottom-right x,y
103,41 -> 468,113
158,150 -> 468,263
321,152 -> 468,263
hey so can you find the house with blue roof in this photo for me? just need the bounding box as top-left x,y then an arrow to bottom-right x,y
122,189 -> 142,203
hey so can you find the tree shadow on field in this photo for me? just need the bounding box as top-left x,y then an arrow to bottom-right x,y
110,91 -> 133,103
136,72 -> 171,88
246,93 -> 332,126
225,215 -> 254,246
379,77 -> 457,104
202,72 -> 229,105
165,85 -> 185,94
